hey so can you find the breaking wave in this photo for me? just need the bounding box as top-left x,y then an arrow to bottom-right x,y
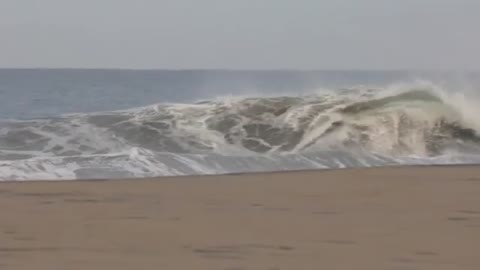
2,82 -> 480,180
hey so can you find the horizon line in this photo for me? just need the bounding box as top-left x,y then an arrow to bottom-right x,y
0,67 -> 477,72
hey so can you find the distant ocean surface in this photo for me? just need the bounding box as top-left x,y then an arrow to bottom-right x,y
1,69 -> 480,180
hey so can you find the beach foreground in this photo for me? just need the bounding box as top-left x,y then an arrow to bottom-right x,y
1,166 -> 480,270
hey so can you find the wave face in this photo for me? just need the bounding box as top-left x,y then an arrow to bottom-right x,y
2,82 -> 480,180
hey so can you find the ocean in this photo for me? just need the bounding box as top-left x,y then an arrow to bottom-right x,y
1,69 -> 480,180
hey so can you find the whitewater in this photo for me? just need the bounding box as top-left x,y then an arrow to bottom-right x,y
1,76 -> 480,180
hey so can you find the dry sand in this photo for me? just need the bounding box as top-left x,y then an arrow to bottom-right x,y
1,165 -> 480,270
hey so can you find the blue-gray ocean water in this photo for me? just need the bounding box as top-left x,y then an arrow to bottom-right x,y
1,69 -> 480,180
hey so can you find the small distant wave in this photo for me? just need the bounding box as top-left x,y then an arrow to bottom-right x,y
2,81 -> 480,180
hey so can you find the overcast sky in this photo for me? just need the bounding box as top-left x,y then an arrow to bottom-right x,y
0,0 -> 479,70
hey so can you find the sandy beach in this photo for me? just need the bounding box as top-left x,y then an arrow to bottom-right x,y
1,165 -> 480,269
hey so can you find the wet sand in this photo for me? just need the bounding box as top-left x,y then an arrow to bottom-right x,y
1,165 -> 480,270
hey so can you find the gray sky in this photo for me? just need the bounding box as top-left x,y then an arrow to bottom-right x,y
1,0 -> 479,70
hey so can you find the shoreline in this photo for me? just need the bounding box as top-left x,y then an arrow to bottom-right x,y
1,165 -> 480,269
3,163 -> 480,184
